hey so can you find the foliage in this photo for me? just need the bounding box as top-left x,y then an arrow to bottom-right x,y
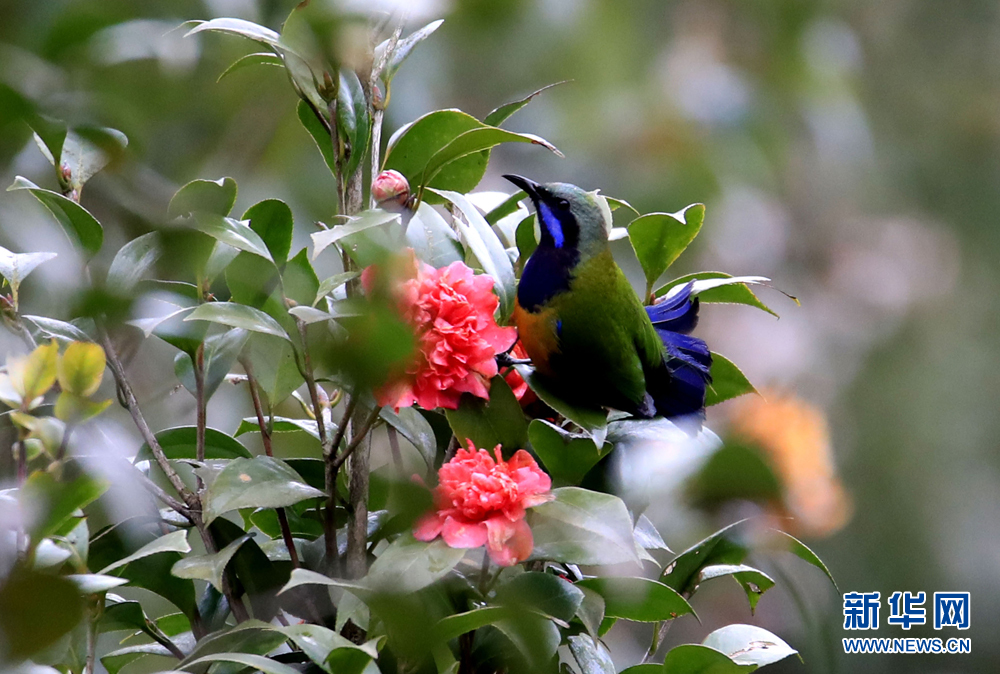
0,8 -> 825,674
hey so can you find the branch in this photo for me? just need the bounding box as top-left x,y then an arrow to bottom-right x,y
100,328 -> 197,509
344,404 -> 381,580
331,405 -> 381,472
323,394 -> 356,573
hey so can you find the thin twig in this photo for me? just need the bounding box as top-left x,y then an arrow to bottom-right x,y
100,329 -> 197,509
194,344 -> 206,464
120,458 -> 192,520
242,357 -> 300,568
324,394 -> 357,572
296,319 -> 328,446
331,405 -> 382,472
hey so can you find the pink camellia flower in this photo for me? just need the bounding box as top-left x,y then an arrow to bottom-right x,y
363,251 -> 516,411
414,441 -> 552,566
371,169 -> 411,210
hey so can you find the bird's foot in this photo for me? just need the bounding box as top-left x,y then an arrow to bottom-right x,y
496,353 -> 532,368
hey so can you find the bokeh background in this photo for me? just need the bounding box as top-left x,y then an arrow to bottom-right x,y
0,0 -> 996,672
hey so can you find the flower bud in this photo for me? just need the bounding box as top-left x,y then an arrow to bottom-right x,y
371,170 -> 410,210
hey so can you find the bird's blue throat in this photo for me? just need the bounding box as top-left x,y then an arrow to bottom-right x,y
518,196 -> 582,311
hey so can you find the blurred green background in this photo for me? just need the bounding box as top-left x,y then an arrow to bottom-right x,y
0,0 -> 996,672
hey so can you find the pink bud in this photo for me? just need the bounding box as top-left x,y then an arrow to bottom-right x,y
372,170 -> 410,210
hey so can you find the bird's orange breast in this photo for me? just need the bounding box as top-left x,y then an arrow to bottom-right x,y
512,300 -> 560,377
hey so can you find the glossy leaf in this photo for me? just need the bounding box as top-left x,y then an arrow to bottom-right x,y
515,213 -> 538,262
433,606 -> 510,643
297,99 -> 337,176
188,213 -> 273,261
364,535 -> 466,594
183,653 -> 299,674
384,110 -> 486,194
106,232 -> 160,294
702,624 -> 797,668
704,353 -> 756,406
135,425 -> 251,462
770,529 -> 838,591
661,645 -> 753,673
184,302 -> 288,339
528,487 -> 639,565
635,514 -> 671,553
514,364 -> 608,436
179,619 -> 285,669
202,456 -> 325,523
7,177 -> 103,257
657,272 -> 778,317
422,127 -> 561,188
314,270 -> 360,305
577,577 -> 694,623
337,68 -> 371,179
174,328 -> 249,400
484,81 -> 567,127
496,571 -> 585,622
697,564 -> 775,613
628,204 -> 705,295
311,210 -> 400,260
445,376 -> 528,456
171,534 -> 250,592
0,246 -> 56,303
23,316 -> 92,344
57,341 -> 105,396
54,392 -> 112,423
0,567 -> 83,660
21,471 -> 107,541
243,199 -> 293,266
218,51 -> 283,81
278,623 -> 378,674
65,573 -> 128,594
406,202 -> 463,268
185,17 -> 282,49
528,419 -> 611,487
376,19 -> 444,84
236,415 -> 321,442
99,530 -> 191,575
568,635 -> 616,674
168,177 -> 237,218
59,126 -> 128,192
381,406 -> 437,467
436,189 -> 516,318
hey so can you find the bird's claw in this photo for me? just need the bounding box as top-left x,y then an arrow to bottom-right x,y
496,353 -> 532,368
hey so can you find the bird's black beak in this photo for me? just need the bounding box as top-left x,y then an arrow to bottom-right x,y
502,174 -> 542,200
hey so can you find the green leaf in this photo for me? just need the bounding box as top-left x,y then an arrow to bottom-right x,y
496,570 -> 585,622
54,393 -> 111,424
23,316 -> 91,344
0,566 -> 83,660
65,573 -> 128,594
364,535 -> 466,593
0,246 -> 56,303
576,577 -> 694,623
606,196 -> 640,217
697,564 -> 775,614
106,232 -> 160,295
28,114 -> 68,168
514,364 -> 608,436
406,202 -> 463,268
218,51 -> 284,81
311,209 -> 400,260
484,82 -> 567,127
435,189 -> 516,319
337,68 -> 371,179
704,353 -> 756,406
99,598 -> 151,634
280,568 -> 367,596
174,328 -> 249,401
657,272 -> 778,317
384,110 -> 486,194
376,20 -> 444,84
528,487 -> 639,565
628,204 -> 705,296
660,521 -> 752,596
662,644 -> 753,673
297,99 -> 336,176
202,456 -> 325,523
515,213 -> 538,263
168,177 -> 237,218
576,586 -> 606,638
58,126 -> 128,192
20,471 -> 108,541
183,653 -> 300,674
528,419 -> 611,487
185,18 -> 283,49
236,416 -> 321,442
381,406 -> 437,467
99,529 -> 191,575
445,376 -> 527,455
635,514 -> 671,553
770,529 -> 838,592
179,620 -> 285,670
101,643 -> 175,674
421,127 -> 561,188
243,199 -> 293,266
278,623 -> 377,674
315,270 -> 360,305
187,213 -> 273,261
135,426 -> 251,462
568,635 -> 616,674
7,177 -> 103,257
243,332 -> 303,405
432,606 -> 510,643
184,302 -> 289,339
701,624 -> 797,668
171,534 -> 250,592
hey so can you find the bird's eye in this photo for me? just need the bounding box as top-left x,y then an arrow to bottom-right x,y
556,198 -> 570,210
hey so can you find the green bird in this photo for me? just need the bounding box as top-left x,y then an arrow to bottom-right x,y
503,175 -> 711,421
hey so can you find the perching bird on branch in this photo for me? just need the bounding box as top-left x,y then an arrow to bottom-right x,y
504,175 -> 711,421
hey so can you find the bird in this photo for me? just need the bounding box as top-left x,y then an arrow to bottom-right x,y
502,174 -> 712,422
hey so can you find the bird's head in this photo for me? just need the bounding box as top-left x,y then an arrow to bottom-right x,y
503,175 -> 611,257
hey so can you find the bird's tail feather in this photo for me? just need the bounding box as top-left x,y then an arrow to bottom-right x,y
645,283 -> 712,419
